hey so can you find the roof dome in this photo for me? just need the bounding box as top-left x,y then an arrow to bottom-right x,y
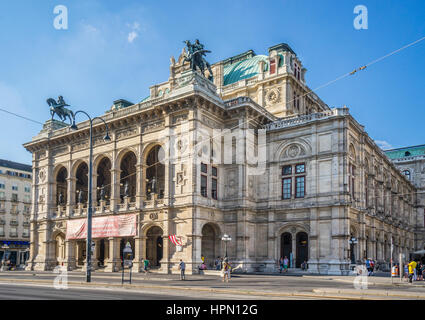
223,55 -> 268,86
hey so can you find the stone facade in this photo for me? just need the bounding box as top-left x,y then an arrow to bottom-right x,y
23,43 -> 423,275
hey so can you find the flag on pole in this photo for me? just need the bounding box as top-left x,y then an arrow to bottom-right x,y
168,235 -> 183,246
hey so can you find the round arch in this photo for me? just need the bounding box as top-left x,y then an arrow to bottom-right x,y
201,223 -> 221,269
145,225 -> 164,267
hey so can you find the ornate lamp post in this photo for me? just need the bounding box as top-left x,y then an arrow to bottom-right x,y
221,234 -> 232,259
349,236 -> 358,265
71,111 -> 111,282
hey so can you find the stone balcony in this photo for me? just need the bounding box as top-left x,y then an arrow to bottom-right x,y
264,107 -> 350,131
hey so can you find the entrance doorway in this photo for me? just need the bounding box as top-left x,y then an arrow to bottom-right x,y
146,226 -> 163,267
296,232 -> 308,268
202,224 -> 220,269
280,233 -> 292,266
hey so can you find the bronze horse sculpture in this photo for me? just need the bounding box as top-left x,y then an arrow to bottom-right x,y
183,39 -> 214,81
46,96 -> 74,124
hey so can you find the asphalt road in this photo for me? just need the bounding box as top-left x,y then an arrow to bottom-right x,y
0,282 -> 321,300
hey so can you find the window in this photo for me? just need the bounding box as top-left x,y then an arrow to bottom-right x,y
24,186 -> 31,193
296,164 -> 305,174
11,194 -> 18,202
282,163 -> 306,199
365,174 -> 369,208
211,167 -> 218,200
282,166 -> 292,176
295,176 -> 305,198
0,182 -> 4,189
24,195 -> 30,203
282,178 -> 292,199
403,170 -> 411,180
12,185 -> 18,191
201,163 -> 207,197
349,164 -> 356,200
270,58 -> 276,74
0,191 -> 4,200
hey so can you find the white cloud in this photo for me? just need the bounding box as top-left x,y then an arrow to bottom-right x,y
375,140 -> 393,150
127,21 -> 141,43
127,31 -> 138,43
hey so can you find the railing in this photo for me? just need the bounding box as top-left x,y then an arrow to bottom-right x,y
264,108 -> 349,131
10,220 -> 19,226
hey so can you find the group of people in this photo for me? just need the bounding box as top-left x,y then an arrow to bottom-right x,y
178,255 -> 232,282
404,260 -> 425,283
278,256 -> 308,272
364,258 -> 376,276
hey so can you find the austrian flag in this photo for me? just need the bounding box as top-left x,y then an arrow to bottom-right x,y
168,235 -> 183,246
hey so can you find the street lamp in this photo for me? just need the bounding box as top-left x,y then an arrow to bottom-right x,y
71,111 -> 111,282
221,234 -> 232,259
348,236 -> 358,265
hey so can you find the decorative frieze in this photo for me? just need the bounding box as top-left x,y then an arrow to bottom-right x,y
142,121 -> 165,133
115,127 -> 138,140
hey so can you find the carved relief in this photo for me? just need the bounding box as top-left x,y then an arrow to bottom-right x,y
281,143 -> 307,159
172,113 -> 188,125
72,141 -> 89,151
225,168 -> 238,197
265,88 -> 281,104
51,146 -> 67,157
142,121 -> 165,133
116,127 -> 138,140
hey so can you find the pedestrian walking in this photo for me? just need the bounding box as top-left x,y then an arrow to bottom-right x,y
283,256 -> 289,272
301,259 -> 308,271
143,258 -> 150,273
179,259 -> 186,280
222,259 -> 231,282
408,260 -> 417,283
215,257 -> 221,271
279,257 -> 284,273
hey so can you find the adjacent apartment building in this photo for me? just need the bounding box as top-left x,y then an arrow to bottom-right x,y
0,159 -> 32,266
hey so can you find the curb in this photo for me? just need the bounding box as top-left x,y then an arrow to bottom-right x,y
0,278 -> 366,300
312,288 -> 425,299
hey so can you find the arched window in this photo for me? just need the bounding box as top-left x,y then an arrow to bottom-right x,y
403,170 -> 411,181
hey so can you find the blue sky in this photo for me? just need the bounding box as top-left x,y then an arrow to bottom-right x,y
0,0 -> 424,164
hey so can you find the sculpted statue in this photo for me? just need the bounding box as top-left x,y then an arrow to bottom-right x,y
58,192 -> 64,205
150,176 -> 157,194
183,39 -> 214,81
124,181 -> 129,197
78,190 -> 84,204
46,95 -> 75,124
99,185 -> 105,200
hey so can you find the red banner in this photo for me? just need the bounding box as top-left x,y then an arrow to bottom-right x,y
66,214 -> 137,240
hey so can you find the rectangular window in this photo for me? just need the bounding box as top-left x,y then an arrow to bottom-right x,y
282,178 -> 292,200
270,58 -> 276,74
12,185 -> 18,191
295,176 -> 305,198
201,175 -> 207,197
24,186 -> 31,193
11,194 -> 18,202
282,166 -> 292,176
0,183 -> 5,189
296,164 -> 305,174
212,167 -> 217,177
212,178 -> 217,200
201,163 -> 207,174
0,191 -> 4,199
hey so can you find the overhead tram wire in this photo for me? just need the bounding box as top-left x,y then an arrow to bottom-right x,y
0,107 -> 44,125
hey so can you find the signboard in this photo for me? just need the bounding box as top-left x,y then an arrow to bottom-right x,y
66,214 -> 137,240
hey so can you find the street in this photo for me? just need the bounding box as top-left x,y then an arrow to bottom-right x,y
0,271 -> 424,300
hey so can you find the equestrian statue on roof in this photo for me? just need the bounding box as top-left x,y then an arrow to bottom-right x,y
46,95 -> 75,124
183,39 -> 214,81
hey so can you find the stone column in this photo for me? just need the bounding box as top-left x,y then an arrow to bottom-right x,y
134,236 -> 147,272
91,173 -> 98,210
104,237 -> 120,272
110,169 -> 121,213
64,240 -> 76,270
135,163 -> 143,209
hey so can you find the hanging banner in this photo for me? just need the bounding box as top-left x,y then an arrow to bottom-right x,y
66,214 -> 137,240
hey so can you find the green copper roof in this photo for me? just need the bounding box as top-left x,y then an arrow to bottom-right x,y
384,144 -> 425,159
223,55 -> 269,86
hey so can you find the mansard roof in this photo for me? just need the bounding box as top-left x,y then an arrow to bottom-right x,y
0,159 -> 32,172
223,54 -> 269,86
385,144 -> 425,159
